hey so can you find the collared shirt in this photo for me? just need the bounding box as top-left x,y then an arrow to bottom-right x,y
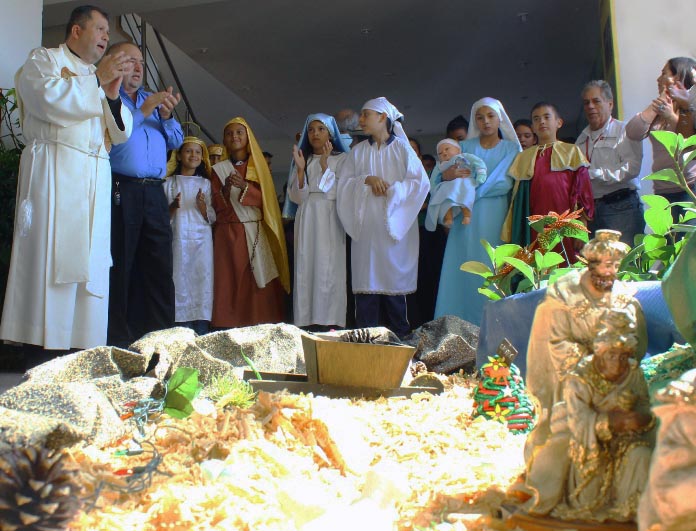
367,133 -> 397,146
575,118 -> 643,198
109,87 -> 184,178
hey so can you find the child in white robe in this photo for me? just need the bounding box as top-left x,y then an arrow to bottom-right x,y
164,136 -> 215,335
336,97 -> 430,338
287,113 -> 349,329
427,139 -> 487,229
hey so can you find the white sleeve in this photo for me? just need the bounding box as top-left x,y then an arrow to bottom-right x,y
336,149 -> 371,240
385,143 -> 430,241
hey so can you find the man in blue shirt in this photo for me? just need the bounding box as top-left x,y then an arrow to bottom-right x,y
107,41 -> 183,347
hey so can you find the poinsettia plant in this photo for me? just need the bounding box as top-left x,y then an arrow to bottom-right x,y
460,209 -> 589,300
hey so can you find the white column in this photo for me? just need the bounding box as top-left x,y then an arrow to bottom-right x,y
0,0 -> 42,88
613,0 -> 696,184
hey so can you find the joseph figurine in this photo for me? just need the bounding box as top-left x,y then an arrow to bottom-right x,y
522,230 -> 647,513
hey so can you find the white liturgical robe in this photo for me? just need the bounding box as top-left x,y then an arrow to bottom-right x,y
337,136 -> 429,294
0,44 -> 132,349
289,153 -> 348,327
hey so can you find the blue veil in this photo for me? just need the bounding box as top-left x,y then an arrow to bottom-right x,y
281,113 -> 350,219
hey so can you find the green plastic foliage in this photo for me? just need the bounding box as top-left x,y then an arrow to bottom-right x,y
642,194 -> 670,210
493,244 -> 523,268
460,260 -> 493,277
503,257 -> 536,286
644,205 -> 674,235
644,168 -> 680,186
541,251 -> 565,269
651,130 -> 678,157
164,367 -> 203,419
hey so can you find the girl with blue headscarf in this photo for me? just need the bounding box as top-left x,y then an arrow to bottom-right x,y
288,113 -> 350,328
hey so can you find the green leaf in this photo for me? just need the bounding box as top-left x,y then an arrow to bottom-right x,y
651,130 -> 679,157
240,348 -> 262,380
460,261 -> 493,277
529,216 -> 557,233
481,239 -> 495,266
542,251 -> 566,269
164,367 -> 202,419
644,168 -> 680,186
684,149 -> 696,166
493,244 -> 523,268
538,232 -> 562,251
683,135 -> 696,149
477,287 -> 502,301
641,194 -> 670,210
644,207 -> 674,235
558,220 -> 590,242
503,257 -> 536,286
680,210 -> 696,222
643,234 -> 667,252
515,278 -> 534,293
534,249 -> 544,270
672,223 -> 696,233
548,268 -> 575,285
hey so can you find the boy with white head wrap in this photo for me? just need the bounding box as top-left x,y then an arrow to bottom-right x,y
336,97 -> 430,338
425,138 -> 487,229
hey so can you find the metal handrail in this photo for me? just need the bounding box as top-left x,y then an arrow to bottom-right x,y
119,13 -> 217,143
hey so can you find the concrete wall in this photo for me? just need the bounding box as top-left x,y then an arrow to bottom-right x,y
0,0 -> 42,88
0,0 -> 42,147
613,0 -> 696,191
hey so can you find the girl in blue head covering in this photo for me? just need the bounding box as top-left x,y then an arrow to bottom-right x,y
287,113 -> 350,329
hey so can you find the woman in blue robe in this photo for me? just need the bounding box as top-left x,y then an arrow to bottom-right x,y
430,97 -> 521,325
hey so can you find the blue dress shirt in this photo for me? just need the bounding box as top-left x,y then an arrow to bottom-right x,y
110,87 -> 184,178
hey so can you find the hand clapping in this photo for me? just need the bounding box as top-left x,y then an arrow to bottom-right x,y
96,50 -> 130,99
228,168 -> 245,189
319,140 -> 333,172
141,86 -> 181,118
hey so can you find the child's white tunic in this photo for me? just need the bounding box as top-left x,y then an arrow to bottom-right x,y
337,136 -> 429,294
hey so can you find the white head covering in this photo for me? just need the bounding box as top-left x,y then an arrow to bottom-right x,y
467,97 -> 521,150
436,138 -> 461,153
362,96 -> 410,144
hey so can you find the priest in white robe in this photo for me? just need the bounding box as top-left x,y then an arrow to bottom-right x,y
0,6 -> 132,352
337,97 -> 429,338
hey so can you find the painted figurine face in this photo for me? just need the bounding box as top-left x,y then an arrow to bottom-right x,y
515,124 -> 536,149
437,142 -> 462,163
594,346 -> 631,382
588,258 -> 621,292
474,106 -> 500,138
223,123 -> 249,154
178,142 -> 203,172
307,120 -> 331,154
